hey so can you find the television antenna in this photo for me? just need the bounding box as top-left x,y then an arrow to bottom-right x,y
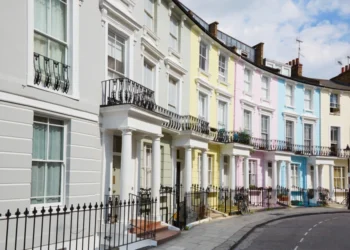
296,38 -> 304,59
347,56 -> 350,65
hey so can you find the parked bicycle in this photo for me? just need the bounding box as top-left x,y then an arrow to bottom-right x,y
234,191 -> 249,215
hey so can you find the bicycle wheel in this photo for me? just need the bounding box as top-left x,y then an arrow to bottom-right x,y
241,201 -> 249,215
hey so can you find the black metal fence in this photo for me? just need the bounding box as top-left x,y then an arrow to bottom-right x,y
0,198 -> 157,250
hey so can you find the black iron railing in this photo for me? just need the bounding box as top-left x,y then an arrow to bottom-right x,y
0,199 -> 157,250
33,53 -> 70,93
101,78 -> 156,111
154,106 -> 183,131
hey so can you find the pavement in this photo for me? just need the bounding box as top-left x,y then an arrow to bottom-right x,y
151,206 -> 350,250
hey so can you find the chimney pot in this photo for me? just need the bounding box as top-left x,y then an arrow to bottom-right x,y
288,61 -> 292,65
346,65 -> 349,72
296,58 -> 299,65
342,67 -> 345,73
292,59 -> 296,65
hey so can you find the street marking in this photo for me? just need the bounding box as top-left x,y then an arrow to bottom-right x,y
294,246 -> 298,250
300,238 -> 304,243
304,232 -> 308,236
325,219 -> 329,221
309,228 -> 312,231
313,224 -> 318,227
319,221 -> 323,224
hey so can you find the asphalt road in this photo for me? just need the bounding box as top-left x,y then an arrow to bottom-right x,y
235,213 -> 350,250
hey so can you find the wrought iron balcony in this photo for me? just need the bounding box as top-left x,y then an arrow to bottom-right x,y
101,78 -> 156,111
154,106 -> 182,130
33,53 -> 70,93
213,130 -> 251,145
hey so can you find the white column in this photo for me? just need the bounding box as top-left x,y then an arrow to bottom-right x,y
201,150 -> 208,189
171,147 -> 177,188
229,155 -> 236,189
184,146 -> 192,192
220,154 -> 224,187
151,135 -> 161,219
277,161 -> 283,187
318,165 -> 323,188
120,128 -> 133,201
286,161 -> 291,205
314,164 -> 319,201
272,160 -> 278,189
135,138 -> 142,195
329,165 -> 334,199
102,130 -> 113,204
244,157 -> 249,189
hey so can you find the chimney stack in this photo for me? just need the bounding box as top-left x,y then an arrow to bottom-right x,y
253,42 -> 264,66
289,58 -> 303,77
209,21 -> 219,37
332,64 -> 350,83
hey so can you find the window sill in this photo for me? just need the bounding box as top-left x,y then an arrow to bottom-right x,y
27,83 -> 79,101
198,68 -> 211,78
285,105 -> 295,109
303,109 -> 313,113
168,47 -> 181,60
217,78 -> 229,86
243,91 -> 252,97
260,98 -> 270,103
330,112 -> 341,116
142,25 -> 159,46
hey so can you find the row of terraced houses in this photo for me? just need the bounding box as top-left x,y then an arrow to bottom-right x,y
1,0 -> 350,249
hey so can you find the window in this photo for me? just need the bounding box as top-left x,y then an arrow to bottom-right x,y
108,30 -> 125,78
169,16 -> 179,52
31,116 -> 64,205
144,0 -> 155,31
199,42 -> 208,71
261,76 -> 269,100
331,127 -> 339,153
286,84 -> 294,107
286,121 -> 294,147
304,89 -> 312,110
243,110 -> 252,134
304,124 -> 312,149
197,153 -> 202,186
249,160 -> 257,187
208,155 -> 213,186
143,61 -> 154,90
223,156 -> 229,187
198,92 -> 207,120
168,78 -> 178,112
218,101 -> 227,129
218,54 -> 227,82
34,0 -> 67,63
330,93 -> 340,113
244,68 -> 252,94
334,167 -> 345,189
261,115 -> 270,141
291,164 -> 299,187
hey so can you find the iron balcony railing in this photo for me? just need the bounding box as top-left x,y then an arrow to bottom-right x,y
33,53 -> 70,93
213,130 -> 350,158
101,78 -> 156,111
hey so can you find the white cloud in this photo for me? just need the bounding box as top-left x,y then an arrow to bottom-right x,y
179,0 -> 350,78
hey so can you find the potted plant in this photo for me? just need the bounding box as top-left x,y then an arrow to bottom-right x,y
237,130 -> 251,145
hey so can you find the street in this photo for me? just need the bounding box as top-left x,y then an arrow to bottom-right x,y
235,213 -> 350,250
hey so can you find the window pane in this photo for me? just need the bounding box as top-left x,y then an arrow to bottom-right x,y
34,0 -> 48,33
50,40 -> 66,63
144,62 -> 153,89
49,125 -> 63,160
108,31 -> 125,74
34,33 -> 48,56
168,78 -> 177,108
46,162 -> 62,203
33,123 -> 47,160
31,162 -> 45,204
51,0 -> 67,41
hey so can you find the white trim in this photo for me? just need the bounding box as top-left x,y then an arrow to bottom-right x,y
240,98 -> 256,112
284,118 -> 297,145
0,91 -> 98,122
302,121 -> 316,147
195,77 -> 214,97
141,37 -> 165,61
215,87 -> 233,103
164,58 -> 187,75
303,87 -> 314,113
285,82 -> 295,109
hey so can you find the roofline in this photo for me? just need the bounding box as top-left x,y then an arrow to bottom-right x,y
172,0 -> 350,91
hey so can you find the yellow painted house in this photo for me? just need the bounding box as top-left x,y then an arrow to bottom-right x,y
188,21 -> 235,189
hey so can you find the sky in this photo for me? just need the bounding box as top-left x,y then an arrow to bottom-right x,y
180,0 -> 350,79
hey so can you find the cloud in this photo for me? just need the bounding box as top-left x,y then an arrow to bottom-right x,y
179,0 -> 350,78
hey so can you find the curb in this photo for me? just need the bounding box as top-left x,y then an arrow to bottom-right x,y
213,209 -> 350,250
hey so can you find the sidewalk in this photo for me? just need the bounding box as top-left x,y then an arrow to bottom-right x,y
152,206 -> 350,250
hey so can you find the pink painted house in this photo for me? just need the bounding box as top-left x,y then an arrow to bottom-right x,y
233,57 -> 278,188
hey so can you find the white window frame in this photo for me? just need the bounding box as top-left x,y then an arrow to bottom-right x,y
31,115 -> 66,207
108,28 -> 127,78
304,88 -> 313,111
208,155 -> 213,186
330,93 -> 340,114
168,77 -> 179,112
143,59 -> 155,90
169,15 -> 179,52
330,126 -> 340,152
244,68 -> 252,95
249,160 -> 257,187
261,76 -> 269,101
144,0 -> 156,32
285,83 -> 294,107
261,115 -> 270,141
334,166 -> 345,189
29,0 -> 79,97
217,100 -> 228,130
304,123 -> 313,148
285,120 -> 294,146
243,109 -> 252,134
291,164 -> 300,187
198,91 -> 208,121
199,41 -> 209,72
218,54 -> 227,83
